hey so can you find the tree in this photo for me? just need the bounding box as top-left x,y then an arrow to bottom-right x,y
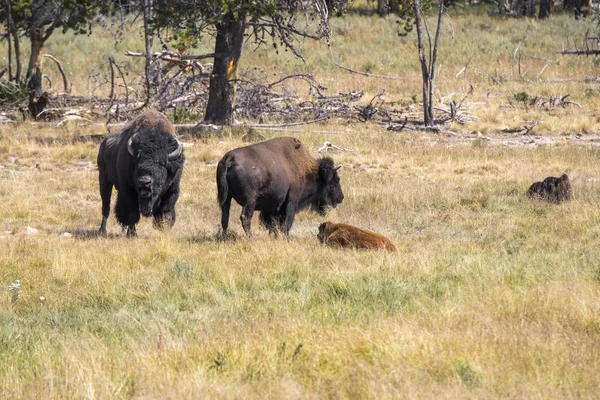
1,0 -> 111,100
538,0 -> 552,18
152,0 -> 341,125
497,0 -> 535,17
396,0 -> 445,127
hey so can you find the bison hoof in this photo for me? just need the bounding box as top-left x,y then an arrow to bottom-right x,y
153,214 -> 174,230
126,226 -> 137,238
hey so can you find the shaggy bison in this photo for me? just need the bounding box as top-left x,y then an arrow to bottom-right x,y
527,173 -> 572,203
317,222 -> 397,251
217,137 -> 344,237
97,110 -> 184,237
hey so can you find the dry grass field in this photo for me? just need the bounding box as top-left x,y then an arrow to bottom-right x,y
2,4 -> 600,399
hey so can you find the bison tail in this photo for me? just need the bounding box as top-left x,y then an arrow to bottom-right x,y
217,157 -> 230,208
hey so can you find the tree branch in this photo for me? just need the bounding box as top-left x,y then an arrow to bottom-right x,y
125,50 -> 216,60
43,54 -> 69,93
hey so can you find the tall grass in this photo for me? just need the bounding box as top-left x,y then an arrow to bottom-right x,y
2,122 -> 600,397
2,4 -> 600,398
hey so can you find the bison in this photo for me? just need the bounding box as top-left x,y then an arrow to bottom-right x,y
527,173 -> 572,203
217,137 -> 344,237
317,222 -> 397,251
97,110 -> 184,237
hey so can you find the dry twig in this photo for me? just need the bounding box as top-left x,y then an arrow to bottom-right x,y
316,141 -> 355,153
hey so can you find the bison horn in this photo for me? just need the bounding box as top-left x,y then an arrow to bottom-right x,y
168,138 -> 183,160
127,134 -> 137,157
335,165 -> 342,171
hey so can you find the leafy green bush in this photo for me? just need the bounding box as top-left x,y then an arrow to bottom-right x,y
0,80 -> 28,104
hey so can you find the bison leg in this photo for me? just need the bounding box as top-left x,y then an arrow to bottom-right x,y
259,211 -> 279,234
98,173 -> 113,235
220,196 -> 233,235
115,188 -> 140,237
240,202 -> 256,238
153,187 -> 180,229
126,224 -> 137,238
153,210 -> 175,230
281,202 -> 297,236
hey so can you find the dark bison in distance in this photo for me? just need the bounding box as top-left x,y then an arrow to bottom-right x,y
217,137 -> 344,237
527,173 -> 572,203
97,110 -> 185,237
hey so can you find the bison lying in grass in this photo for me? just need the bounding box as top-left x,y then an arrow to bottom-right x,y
317,222 -> 397,252
217,137 -> 344,237
527,174 -> 572,203
97,110 -> 184,237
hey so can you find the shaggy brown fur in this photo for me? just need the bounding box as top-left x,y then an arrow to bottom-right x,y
527,173 -> 572,203
317,222 -> 397,252
97,109 -> 184,237
217,137 -> 344,237
527,181 -> 544,199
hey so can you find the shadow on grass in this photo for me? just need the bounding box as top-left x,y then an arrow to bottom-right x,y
187,231 -> 240,245
72,228 -> 121,240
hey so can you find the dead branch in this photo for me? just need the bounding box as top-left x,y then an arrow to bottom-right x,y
42,74 -> 51,88
125,50 -> 216,61
329,48 -> 402,79
455,57 -> 472,79
385,117 -> 408,132
244,116 -> 330,127
388,123 -> 449,133
501,120 -> 541,135
537,63 -> 549,79
44,54 -> 69,93
512,26 -> 530,79
540,94 -> 582,109
357,90 -> 385,122
557,49 -> 600,55
108,57 -> 115,101
56,115 -> 94,127
316,141 -> 355,153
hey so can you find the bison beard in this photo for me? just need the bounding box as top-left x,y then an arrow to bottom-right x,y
97,110 -> 184,237
317,222 -> 397,252
217,137 -> 344,237
527,173 -> 572,203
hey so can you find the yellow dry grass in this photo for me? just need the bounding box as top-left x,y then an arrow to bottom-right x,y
2,4 -> 600,399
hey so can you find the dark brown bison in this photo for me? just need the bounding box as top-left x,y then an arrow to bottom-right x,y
217,137 -> 344,237
97,110 -> 184,237
527,173 -> 572,203
317,222 -> 397,251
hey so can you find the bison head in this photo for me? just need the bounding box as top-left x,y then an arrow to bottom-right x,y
127,128 -> 183,217
314,157 -> 344,215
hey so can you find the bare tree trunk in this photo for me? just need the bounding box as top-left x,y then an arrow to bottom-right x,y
26,31 -> 47,98
427,0 -> 444,124
25,26 -> 53,118
524,0 -> 536,16
142,0 -> 157,105
4,0 -> 22,82
412,0 -> 432,126
6,0 -> 13,80
539,0 -> 552,18
11,22 -> 22,82
204,11 -> 246,125
498,0 -> 536,16
412,0 -> 444,127
377,0 -> 390,16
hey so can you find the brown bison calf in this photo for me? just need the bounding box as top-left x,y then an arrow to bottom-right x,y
317,222 -> 397,252
527,173 -> 572,203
